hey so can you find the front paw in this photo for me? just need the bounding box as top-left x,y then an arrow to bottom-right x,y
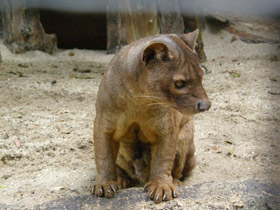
144,181 -> 178,203
91,180 -> 120,198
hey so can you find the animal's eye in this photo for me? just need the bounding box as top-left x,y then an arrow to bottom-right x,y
174,80 -> 186,89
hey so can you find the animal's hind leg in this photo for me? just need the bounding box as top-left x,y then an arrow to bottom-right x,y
182,138 -> 196,178
116,140 -> 140,188
116,165 -> 132,189
172,120 -> 196,185
172,152 -> 187,186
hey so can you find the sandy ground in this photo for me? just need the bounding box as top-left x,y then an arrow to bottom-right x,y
0,19 -> 280,209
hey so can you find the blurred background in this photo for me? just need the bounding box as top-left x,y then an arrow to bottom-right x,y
0,0 -> 279,54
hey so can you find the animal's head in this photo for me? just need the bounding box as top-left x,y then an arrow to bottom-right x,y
139,30 -> 211,115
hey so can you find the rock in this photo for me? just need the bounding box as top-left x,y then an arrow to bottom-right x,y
0,180 -> 274,210
51,186 -> 66,192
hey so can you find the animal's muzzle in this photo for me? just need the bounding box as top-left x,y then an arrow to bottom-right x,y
196,100 -> 211,112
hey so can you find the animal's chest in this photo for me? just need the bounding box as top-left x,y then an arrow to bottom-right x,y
112,114 -> 158,143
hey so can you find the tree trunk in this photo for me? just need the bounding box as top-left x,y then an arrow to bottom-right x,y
107,0 -> 206,61
156,0 -> 184,34
107,0 -> 159,53
194,15 -> 207,62
1,0 -> 57,54
0,10 -> 3,38
106,0 -> 120,54
179,0 -> 207,62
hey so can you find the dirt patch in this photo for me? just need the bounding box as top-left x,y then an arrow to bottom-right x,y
0,22 -> 280,209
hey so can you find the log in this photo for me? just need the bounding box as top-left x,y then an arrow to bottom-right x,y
205,14 -> 280,44
228,24 -> 279,44
1,0 -> 57,54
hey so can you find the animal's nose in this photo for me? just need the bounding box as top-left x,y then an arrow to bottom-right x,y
196,101 -> 211,112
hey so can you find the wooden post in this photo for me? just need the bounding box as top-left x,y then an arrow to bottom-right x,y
156,0 -> 184,34
194,15 -> 207,62
0,11 -> 3,38
106,0 -> 120,54
1,0 -> 57,54
179,0 -> 207,62
181,15 -> 207,62
107,0 -> 159,53
107,0 -> 206,61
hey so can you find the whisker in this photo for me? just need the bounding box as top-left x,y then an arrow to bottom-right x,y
147,102 -> 169,107
135,95 -> 162,99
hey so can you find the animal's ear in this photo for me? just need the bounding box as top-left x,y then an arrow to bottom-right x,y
143,43 -> 170,65
179,29 -> 199,52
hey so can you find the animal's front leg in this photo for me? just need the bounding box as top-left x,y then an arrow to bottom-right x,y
91,120 -> 120,198
144,127 -> 179,203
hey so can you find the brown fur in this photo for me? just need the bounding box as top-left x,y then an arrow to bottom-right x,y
91,30 -> 211,203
